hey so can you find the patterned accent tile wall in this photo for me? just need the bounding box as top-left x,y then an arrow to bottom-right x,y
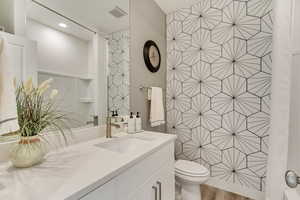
108,30 -> 130,115
166,0 -> 272,192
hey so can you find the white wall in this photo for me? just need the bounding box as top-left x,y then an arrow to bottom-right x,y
25,19 -> 96,127
130,0 -> 167,132
266,0 -> 294,199
0,0 -> 15,34
93,34 -> 108,124
288,54 -> 300,195
25,19 -> 89,76
14,0 -> 26,36
284,0 -> 300,195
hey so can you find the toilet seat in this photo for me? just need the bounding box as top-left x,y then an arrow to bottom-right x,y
175,160 -> 210,200
175,160 -> 209,177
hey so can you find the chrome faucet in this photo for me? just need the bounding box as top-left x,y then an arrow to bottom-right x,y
106,116 -> 121,138
87,115 -> 99,126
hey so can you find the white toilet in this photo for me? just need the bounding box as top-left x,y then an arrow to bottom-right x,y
175,160 -> 209,200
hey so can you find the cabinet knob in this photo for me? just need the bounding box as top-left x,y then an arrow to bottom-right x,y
152,186 -> 158,200
156,181 -> 162,200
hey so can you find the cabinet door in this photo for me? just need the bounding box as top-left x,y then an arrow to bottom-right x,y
80,180 -> 116,200
130,176 -> 158,200
130,162 -> 175,200
156,163 -> 175,200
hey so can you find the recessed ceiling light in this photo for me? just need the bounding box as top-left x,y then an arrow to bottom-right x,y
58,23 -> 67,28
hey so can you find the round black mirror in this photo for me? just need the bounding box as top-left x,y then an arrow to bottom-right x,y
143,40 -> 161,73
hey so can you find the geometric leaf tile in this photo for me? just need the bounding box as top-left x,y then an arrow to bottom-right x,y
248,32 -> 272,57
184,29 -> 221,64
177,123 -> 193,143
261,136 -> 269,154
223,1 -> 260,40
201,144 -> 222,165
167,0 -> 272,191
235,93 -> 261,116
248,152 -> 268,177
183,94 -> 210,128
234,54 -> 261,78
168,51 -> 191,82
262,94 -> 271,114
191,0 -> 221,30
183,14 -> 201,34
211,57 -> 234,80
248,112 -> 270,137
235,130 -> 261,154
248,72 -> 272,97
194,158 -> 211,172
192,126 -> 211,146
167,109 -> 182,134
222,75 -> 247,97
222,38 -> 247,62
212,128 -> 234,150
183,138 -> 202,160
183,79 -> 201,97
262,53 -> 272,74
175,139 -> 183,156
201,76 -> 222,97
167,21 -> 191,51
201,110 -> 222,131
261,12 -> 273,34
222,111 -> 247,134
167,79 -> 183,111
234,168 -> 261,191
108,30 -> 130,115
211,148 -> 247,179
211,0 -> 232,9
247,0 -> 272,18
212,23 -> 234,45
174,8 -> 191,22
212,93 -> 234,115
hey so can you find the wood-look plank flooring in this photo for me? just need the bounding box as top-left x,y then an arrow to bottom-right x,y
201,185 -> 253,200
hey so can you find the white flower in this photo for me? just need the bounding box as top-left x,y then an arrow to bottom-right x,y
50,89 -> 58,99
24,78 -> 33,94
13,77 -> 17,89
38,78 -> 53,95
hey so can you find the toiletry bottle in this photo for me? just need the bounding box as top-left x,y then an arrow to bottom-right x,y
111,111 -> 115,122
135,112 -> 142,132
115,110 -> 119,122
128,112 -> 135,134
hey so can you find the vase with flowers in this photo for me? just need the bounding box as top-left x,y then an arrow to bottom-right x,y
10,78 -> 70,168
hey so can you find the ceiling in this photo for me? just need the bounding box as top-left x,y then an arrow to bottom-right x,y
27,0 -> 129,40
153,0 -> 200,14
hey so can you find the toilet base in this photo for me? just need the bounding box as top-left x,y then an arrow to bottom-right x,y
181,183 -> 201,200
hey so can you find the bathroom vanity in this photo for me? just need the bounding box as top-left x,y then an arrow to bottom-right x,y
0,132 -> 176,200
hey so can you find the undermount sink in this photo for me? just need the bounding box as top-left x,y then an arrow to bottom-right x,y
95,136 -> 153,154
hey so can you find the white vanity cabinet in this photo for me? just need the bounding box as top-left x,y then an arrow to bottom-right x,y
79,142 -> 175,200
132,161 -> 175,200
80,180 -> 117,200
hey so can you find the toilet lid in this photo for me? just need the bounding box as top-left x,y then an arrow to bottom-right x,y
175,160 -> 209,176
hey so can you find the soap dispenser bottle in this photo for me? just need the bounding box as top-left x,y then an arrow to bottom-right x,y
135,112 -> 142,132
115,110 -> 119,122
128,112 -> 135,134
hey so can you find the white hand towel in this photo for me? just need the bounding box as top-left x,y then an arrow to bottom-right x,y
148,87 -> 165,127
0,38 -> 19,135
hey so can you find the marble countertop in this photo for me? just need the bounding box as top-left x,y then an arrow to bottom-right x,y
0,132 -> 176,200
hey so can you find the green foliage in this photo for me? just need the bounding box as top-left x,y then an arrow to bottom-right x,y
15,78 -> 70,140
